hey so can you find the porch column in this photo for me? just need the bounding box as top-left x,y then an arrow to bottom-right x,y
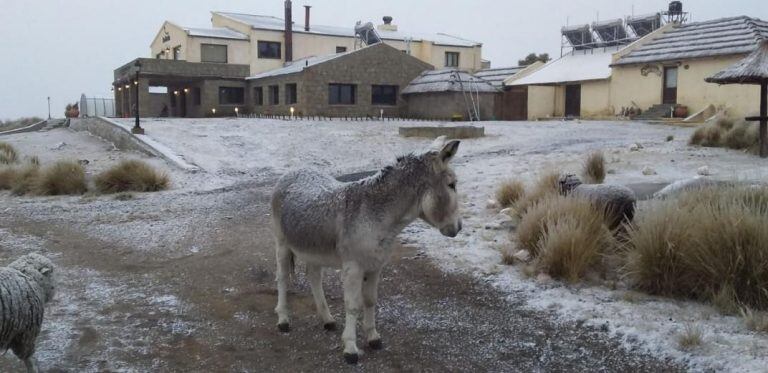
760,81 -> 767,158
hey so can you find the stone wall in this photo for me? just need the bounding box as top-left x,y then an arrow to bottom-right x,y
403,92 -> 498,121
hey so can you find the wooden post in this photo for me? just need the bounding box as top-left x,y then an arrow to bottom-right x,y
761,81 -> 767,158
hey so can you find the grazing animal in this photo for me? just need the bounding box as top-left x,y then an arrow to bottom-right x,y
558,174 -> 636,229
0,253 -> 56,373
270,136 -> 462,364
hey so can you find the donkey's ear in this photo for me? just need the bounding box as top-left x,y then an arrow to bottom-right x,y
440,140 -> 460,163
429,136 -> 448,151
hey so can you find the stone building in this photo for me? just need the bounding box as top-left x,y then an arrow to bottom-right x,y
401,69 -> 499,121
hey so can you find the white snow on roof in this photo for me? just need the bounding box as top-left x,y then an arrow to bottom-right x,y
183,26 -> 248,40
247,50 -> 356,80
508,47 -> 620,86
213,12 -> 481,47
402,69 -> 499,94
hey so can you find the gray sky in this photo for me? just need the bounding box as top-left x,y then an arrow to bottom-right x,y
1,0 -> 765,119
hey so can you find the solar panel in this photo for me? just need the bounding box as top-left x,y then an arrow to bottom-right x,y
561,24 -> 595,50
592,18 -> 629,46
627,13 -> 662,37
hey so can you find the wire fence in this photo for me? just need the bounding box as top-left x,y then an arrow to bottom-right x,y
236,113 -> 447,122
79,94 -> 116,118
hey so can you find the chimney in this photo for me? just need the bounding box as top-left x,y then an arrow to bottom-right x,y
304,6 -> 311,32
378,16 -> 398,32
284,0 -> 293,62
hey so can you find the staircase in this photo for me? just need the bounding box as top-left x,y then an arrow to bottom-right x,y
635,104 -> 677,121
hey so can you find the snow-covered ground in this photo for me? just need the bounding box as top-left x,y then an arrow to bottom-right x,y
5,117 -> 768,371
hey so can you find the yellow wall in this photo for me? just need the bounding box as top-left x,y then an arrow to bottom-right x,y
527,86 -> 556,120
151,22 -> 189,60
581,80 -> 613,118
150,21 -> 249,64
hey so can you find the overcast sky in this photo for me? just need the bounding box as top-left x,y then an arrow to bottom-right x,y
0,0 -> 765,119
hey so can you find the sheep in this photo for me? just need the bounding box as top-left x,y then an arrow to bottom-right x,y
0,253 -> 55,373
558,174 -> 637,229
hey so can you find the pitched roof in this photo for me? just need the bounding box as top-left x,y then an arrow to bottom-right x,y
508,47 -> 620,86
614,16 -> 768,65
706,40 -> 768,85
247,52 -> 349,80
474,66 -> 524,88
183,26 -> 249,40
213,12 -> 481,47
402,69 -> 499,94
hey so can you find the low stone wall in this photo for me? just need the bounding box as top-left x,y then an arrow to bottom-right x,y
399,126 -> 485,139
0,120 -> 48,136
69,117 -> 159,156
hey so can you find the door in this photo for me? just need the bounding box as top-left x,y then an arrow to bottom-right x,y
179,91 -> 187,117
502,86 -> 528,120
565,84 -> 581,117
663,66 -> 678,104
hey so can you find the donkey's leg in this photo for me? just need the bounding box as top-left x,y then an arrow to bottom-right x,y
306,264 -> 335,330
274,242 -> 292,332
341,261 -> 364,364
362,269 -> 383,349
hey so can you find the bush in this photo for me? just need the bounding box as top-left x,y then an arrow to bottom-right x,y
33,161 -> 87,195
623,186 -> 768,310
677,324 -> 704,350
716,118 -> 735,131
514,170 -> 561,216
0,167 -> 17,189
95,160 -> 169,193
701,125 -> 725,147
582,151 -> 605,184
723,122 -> 759,151
689,126 -> 706,145
496,180 -> 525,208
0,142 -> 18,164
10,164 -> 40,195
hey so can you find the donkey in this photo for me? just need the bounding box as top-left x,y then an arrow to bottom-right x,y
270,136 -> 462,364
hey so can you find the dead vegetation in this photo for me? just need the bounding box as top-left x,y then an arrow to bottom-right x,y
677,324 -> 704,350
32,161 -> 87,195
582,151 -> 606,184
95,160 -> 169,193
513,170 -> 561,216
495,180 -> 525,208
0,142 -> 18,164
741,308 -> 768,333
690,118 -> 759,153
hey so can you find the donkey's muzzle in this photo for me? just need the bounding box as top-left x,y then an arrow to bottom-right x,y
440,219 -> 462,238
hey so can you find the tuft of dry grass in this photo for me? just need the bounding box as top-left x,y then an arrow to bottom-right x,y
514,170 -> 561,216
0,142 -> 18,164
741,308 -> 768,333
677,324 -> 704,350
712,284 -> 740,315
10,164 -> 40,195
95,160 -> 169,194
28,156 -> 40,166
690,126 -> 706,145
723,121 -> 759,152
33,161 -> 87,195
496,180 -> 525,208
716,118 -> 735,131
0,167 -> 17,190
623,186 -> 768,310
582,151 -> 606,184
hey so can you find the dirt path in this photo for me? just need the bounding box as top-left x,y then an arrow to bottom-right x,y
0,177 -> 683,372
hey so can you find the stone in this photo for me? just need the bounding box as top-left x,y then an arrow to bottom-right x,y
486,199 -> 499,210
697,166 -> 712,176
513,249 -> 531,263
642,166 -> 657,176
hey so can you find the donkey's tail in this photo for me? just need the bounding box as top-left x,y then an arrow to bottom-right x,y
288,250 -> 297,281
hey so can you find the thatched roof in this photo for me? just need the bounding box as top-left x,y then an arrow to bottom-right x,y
706,40 -> 768,85
402,69 -> 499,95
614,16 -> 768,66
474,66 -> 524,88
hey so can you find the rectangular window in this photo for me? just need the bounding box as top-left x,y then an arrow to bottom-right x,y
285,83 -> 298,105
371,85 -> 398,106
156,52 -> 162,59
254,87 -> 264,106
173,46 -> 182,60
193,87 -> 201,106
336,46 -> 347,53
329,84 -> 356,105
258,41 -> 282,59
201,44 -> 228,63
445,52 -> 460,67
269,85 -> 280,105
218,87 -> 244,105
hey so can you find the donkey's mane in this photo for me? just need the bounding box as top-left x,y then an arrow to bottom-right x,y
358,152 -> 431,186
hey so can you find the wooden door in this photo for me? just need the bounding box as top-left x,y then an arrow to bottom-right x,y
663,66 -> 678,104
502,86 -> 528,121
179,91 -> 187,117
565,84 -> 581,117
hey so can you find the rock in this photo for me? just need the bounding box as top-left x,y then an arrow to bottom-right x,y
499,207 -> 515,217
697,166 -> 712,176
629,143 -> 644,152
486,199 -> 499,210
642,166 -> 657,176
77,159 -> 90,166
513,250 -> 531,263
536,273 -> 553,284
50,142 -> 67,150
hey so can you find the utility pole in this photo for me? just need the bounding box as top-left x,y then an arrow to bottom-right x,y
47,97 -> 51,119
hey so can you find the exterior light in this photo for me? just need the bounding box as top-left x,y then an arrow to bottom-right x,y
183,88 -> 189,93
118,87 -> 122,91
125,84 -> 130,89
290,107 -> 295,120
235,107 -> 239,112
173,90 -> 179,95
212,108 -> 216,114
133,80 -> 138,85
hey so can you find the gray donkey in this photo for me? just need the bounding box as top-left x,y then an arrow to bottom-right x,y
271,136 -> 462,364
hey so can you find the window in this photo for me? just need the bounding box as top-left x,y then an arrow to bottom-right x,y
201,44 -> 227,63
336,46 -> 347,53
329,84 -> 356,105
254,87 -> 264,106
218,87 -> 244,105
269,85 -> 280,105
371,85 -> 398,106
173,46 -> 182,60
258,41 -> 282,59
193,87 -> 201,106
285,84 -> 298,105
445,52 -> 460,67
156,52 -> 162,59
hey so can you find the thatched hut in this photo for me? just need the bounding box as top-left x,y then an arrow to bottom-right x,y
402,69 -> 500,121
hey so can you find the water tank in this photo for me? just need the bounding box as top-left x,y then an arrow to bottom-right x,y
669,1 -> 683,15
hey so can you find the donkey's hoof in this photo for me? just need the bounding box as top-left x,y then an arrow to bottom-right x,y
277,323 -> 290,333
344,352 -> 359,365
323,322 -> 337,331
368,338 -> 383,350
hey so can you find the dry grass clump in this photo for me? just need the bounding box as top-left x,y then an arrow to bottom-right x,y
0,142 -> 18,164
677,324 -> 704,350
0,167 -> 18,189
496,180 -> 525,208
741,308 -> 768,333
514,170 -> 561,216
95,160 -> 169,193
723,121 -> 759,151
33,161 -> 87,195
690,119 -> 759,154
9,164 -> 41,195
582,151 -> 605,184
623,186 -> 768,310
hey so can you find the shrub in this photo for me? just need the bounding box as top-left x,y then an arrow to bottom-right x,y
496,180 -> 525,208
95,160 -> 169,193
582,151 -> 605,184
514,170 -> 561,216
723,122 -> 759,151
0,167 -> 17,189
623,186 -> 768,310
10,164 -> 40,195
33,161 -> 87,195
741,308 -> 768,333
716,118 -> 735,131
677,324 -> 704,350
689,126 -> 706,145
0,142 -> 18,164
701,125 -> 725,147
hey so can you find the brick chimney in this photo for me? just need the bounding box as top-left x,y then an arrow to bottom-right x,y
304,6 -> 311,32
284,0 -> 293,62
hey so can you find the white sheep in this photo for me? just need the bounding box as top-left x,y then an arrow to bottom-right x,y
0,253 -> 55,373
558,174 -> 637,229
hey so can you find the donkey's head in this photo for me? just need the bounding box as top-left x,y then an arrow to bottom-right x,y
418,136 -> 462,238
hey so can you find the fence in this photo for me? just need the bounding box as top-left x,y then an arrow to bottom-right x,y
79,94 -> 116,118
235,113 -> 446,122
